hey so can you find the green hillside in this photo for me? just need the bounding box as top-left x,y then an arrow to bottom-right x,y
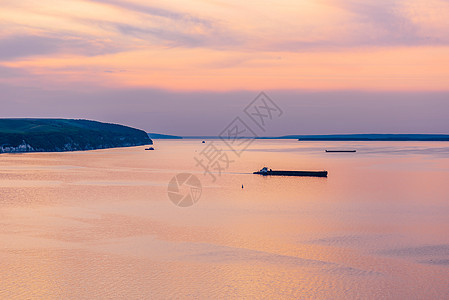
0,119 -> 152,153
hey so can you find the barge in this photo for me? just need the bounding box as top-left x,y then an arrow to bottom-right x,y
253,167 -> 328,177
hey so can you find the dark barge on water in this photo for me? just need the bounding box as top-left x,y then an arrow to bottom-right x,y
325,150 -> 356,153
253,167 -> 328,177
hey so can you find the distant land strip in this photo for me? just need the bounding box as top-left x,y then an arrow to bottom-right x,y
263,134 -> 449,141
178,134 -> 449,141
147,133 -> 183,139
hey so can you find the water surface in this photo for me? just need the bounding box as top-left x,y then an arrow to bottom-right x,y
1,140 -> 449,299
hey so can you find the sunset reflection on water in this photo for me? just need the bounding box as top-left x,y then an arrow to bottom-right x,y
1,140 -> 448,299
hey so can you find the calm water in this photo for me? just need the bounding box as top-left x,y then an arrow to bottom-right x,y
1,140 -> 449,299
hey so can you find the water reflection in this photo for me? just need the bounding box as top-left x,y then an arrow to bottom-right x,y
0,140 -> 448,298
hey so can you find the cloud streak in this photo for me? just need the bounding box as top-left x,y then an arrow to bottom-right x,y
0,34 -> 122,60
321,0 -> 440,46
84,0 -> 244,49
88,0 -> 213,27
0,35 -> 60,60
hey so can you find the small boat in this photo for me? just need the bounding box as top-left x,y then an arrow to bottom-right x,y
325,150 -> 356,153
253,167 -> 327,177
145,147 -> 155,150
202,141 -> 206,143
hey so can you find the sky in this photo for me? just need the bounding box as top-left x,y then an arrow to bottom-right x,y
1,0 -> 448,135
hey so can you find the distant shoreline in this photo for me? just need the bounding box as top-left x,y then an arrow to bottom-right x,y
176,134 -> 449,141
261,134 -> 449,141
147,132 -> 183,139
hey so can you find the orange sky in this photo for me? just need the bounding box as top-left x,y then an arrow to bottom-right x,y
1,0 -> 449,91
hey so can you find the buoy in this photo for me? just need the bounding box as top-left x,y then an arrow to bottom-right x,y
242,184 -> 244,189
